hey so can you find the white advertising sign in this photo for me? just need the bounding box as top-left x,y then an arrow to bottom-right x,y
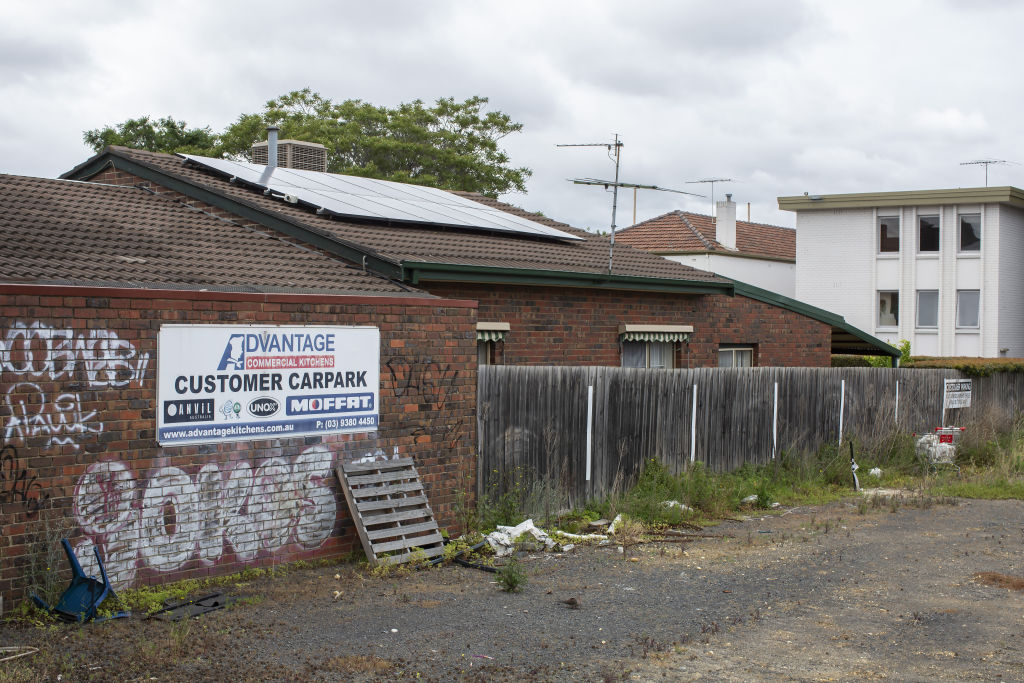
943,378 -> 972,410
157,325 -> 379,445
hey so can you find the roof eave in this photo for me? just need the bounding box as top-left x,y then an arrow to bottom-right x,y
778,186 -> 1024,212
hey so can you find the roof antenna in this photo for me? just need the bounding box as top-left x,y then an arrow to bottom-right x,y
685,178 -> 734,221
959,159 -> 1013,187
559,136 -> 703,275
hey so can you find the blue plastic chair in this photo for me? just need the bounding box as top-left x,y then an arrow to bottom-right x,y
31,539 -> 127,622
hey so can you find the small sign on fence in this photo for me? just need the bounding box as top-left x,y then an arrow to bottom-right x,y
943,379 -> 972,410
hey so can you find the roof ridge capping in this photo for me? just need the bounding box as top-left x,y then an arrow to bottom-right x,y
779,186 -> 1024,211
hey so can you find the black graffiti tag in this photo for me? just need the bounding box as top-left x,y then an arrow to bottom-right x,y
0,444 -> 50,516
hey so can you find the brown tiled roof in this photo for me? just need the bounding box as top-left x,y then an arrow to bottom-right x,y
0,174 -> 419,295
68,148 -> 727,286
616,210 -> 795,261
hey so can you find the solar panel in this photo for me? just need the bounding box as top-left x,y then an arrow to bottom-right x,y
178,154 -> 583,242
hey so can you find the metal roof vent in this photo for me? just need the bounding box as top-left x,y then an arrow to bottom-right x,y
251,138 -> 328,172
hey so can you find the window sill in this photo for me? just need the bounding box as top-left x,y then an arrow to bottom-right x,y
957,252 -> 981,259
915,253 -> 939,259
876,253 -> 900,259
915,328 -> 938,334
875,326 -> 898,333
955,328 -> 980,333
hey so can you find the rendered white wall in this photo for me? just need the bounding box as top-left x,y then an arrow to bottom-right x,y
666,254 -> 795,297
795,208 -> 876,332
998,204 -> 1024,356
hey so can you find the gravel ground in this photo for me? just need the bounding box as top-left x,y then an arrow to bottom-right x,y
2,494 -> 1023,682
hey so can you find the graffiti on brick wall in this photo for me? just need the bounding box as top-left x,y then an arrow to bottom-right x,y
1,321 -> 150,450
385,357 -> 466,448
0,443 -> 50,516
71,444 -> 337,588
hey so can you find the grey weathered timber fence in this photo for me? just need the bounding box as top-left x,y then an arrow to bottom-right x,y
477,366 -> 1024,506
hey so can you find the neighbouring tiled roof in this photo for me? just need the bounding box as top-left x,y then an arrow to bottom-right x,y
0,173 -> 420,295
68,148 -> 728,286
616,210 -> 796,261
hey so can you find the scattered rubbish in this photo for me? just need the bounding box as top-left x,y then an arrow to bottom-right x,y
0,646 -> 39,663
849,442 -> 860,492
741,495 -> 758,504
915,428 -> 963,470
770,502 -> 781,509
560,597 -> 581,609
332,590 -> 342,601
662,500 -> 693,511
486,519 -> 575,557
869,467 -> 882,477
391,628 -> 398,633
473,654 -> 494,660
606,514 -> 625,536
31,539 -> 129,623
758,530 -> 772,534
628,557 -> 640,562
148,592 -> 230,621
334,573 -> 341,580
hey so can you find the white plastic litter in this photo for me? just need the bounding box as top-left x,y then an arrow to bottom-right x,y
485,519 -> 559,557
662,500 -> 694,511
869,467 -> 882,477
741,495 -> 758,504
606,514 -> 625,535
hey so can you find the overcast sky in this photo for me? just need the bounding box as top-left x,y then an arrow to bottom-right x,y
2,0 -> 1022,231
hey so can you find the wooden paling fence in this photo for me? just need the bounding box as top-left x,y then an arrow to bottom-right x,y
477,366 -> 1024,506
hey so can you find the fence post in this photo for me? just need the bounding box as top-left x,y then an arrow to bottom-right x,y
772,381 -> 779,460
838,378 -> 846,448
586,384 -> 594,482
690,383 -> 697,463
894,378 -> 899,425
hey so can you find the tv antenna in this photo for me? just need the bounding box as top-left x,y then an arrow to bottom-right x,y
559,135 -> 704,274
959,159 -> 1011,187
685,178 -> 734,219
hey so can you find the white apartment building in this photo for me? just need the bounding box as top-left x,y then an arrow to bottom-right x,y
779,187 -> 1024,357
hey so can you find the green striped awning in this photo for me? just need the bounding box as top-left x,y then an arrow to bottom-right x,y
620,330 -> 689,342
618,324 -> 693,343
477,322 -> 510,342
477,329 -> 508,342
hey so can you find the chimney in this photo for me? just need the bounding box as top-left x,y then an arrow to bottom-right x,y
716,193 -> 737,250
266,126 -> 280,169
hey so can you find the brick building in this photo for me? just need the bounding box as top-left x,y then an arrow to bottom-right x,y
0,174 -> 476,604
64,146 -> 896,368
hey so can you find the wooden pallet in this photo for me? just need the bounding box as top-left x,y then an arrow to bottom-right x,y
335,458 -> 445,567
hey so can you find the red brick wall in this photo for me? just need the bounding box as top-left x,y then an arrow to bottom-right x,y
426,284 -> 832,367
0,285 -> 476,606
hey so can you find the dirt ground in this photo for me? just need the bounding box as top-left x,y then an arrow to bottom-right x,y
2,494 -> 1023,682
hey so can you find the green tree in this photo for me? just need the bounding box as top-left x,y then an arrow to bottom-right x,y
85,90 -> 531,196
83,116 -> 220,156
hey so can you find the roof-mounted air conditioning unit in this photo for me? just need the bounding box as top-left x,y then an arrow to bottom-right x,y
251,139 -> 328,172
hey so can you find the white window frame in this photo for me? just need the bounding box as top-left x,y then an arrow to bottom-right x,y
878,216 -> 900,253
622,341 -> 675,369
877,290 -> 899,328
918,215 -> 940,253
916,290 -> 938,328
958,213 -> 981,253
956,289 -> 980,328
718,345 -> 755,368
